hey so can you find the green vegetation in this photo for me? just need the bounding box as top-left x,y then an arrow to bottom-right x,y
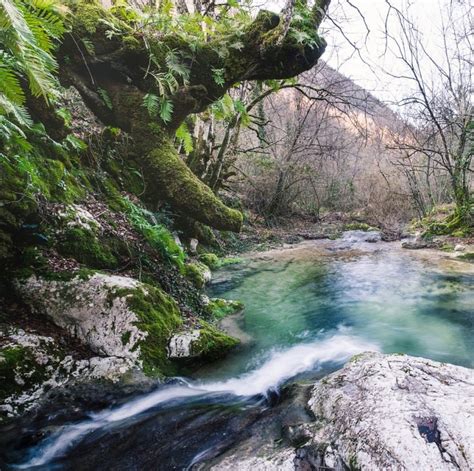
184,262 -> 210,289
58,227 -> 118,269
191,321 -> 239,360
199,253 -> 243,270
0,0 -> 65,135
119,196 -> 185,269
198,253 -> 220,270
115,283 -> 182,377
343,222 -> 378,232
411,204 -> 473,239
0,345 -> 49,402
458,253 -> 474,261
206,298 -> 244,320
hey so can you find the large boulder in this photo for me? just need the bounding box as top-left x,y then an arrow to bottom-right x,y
307,352 -> 474,470
0,328 -> 132,421
209,353 -> 474,470
15,273 -> 182,376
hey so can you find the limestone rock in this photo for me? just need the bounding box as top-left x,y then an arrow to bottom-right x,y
167,330 -> 201,358
0,328 -> 132,421
402,238 -> 429,249
56,204 -> 99,232
167,324 -> 239,360
15,274 -> 146,362
209,353 -> 474,470
14,273 -> 183,376
307,352 -> 474,470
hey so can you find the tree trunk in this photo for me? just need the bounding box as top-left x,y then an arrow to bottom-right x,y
58,0 -> 330,231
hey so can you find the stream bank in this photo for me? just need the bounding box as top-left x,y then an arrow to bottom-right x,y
1,230 -> 473,469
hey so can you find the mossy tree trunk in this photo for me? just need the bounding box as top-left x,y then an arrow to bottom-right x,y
58,0 -> 330,232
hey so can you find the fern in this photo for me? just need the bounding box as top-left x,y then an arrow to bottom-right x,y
142,93 -> 160,118
0,0 -> 64,142
159,97 -> 174,123
165,50 -> 190,84
0,0 -> 63,102
142,93 -> 173,123
212,68 -> 225,87
175,122 -> 193,155
98,87 -> 113,110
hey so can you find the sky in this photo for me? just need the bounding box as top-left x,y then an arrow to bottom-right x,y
262,0 -> 464,105
321,0 -> 447,103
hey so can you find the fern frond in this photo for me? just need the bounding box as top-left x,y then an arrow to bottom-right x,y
0,64 -> 25,104
0,0 -> 63,102
142,93 -> 160,118
175,122 -> 193,155
0,93 -> 33,128
159,98 -> 173,123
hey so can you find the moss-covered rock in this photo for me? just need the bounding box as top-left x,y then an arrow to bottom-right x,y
167,323 -> 239,361
0,328 -> 132,422
190,322 -> 239,361
198,253 -> 220,270
343,222 -> 378,232
184,262 -> 212,289
57,227 -> 119,268
206,297 -> 244,320
15,273 -> 183,377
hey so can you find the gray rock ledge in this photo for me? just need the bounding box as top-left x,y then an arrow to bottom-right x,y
209,352 -> 474,470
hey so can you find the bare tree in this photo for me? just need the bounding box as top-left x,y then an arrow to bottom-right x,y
383,0 -> 473,226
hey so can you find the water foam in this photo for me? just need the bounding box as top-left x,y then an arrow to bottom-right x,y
19,333 -> 378,467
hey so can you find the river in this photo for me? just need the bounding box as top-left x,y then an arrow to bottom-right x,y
3,231 -> 473,469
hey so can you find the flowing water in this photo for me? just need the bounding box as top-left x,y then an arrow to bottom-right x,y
2,232 -> 473,469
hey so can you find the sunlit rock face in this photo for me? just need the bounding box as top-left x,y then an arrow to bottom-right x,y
307,352 -> 474,470
210,353 -> 474,470
15,274 -> 147,363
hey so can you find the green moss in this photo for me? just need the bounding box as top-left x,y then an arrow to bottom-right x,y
349,353 -> 366,363
191,321 -> 239,360
219,257 -> 243,267
198,253 -> 243,271
119,196 -> 185,269
0,346 -> 48,401
119,283 -> 182,376
344,222 -> 377,232
142,138 -> 243,232
458,252 -> 474,261
206,298 -> 243,320
58,227 -> 118,269
198,253 -> 220,270
419,206 -> 473,238
0,133 -> 87,272
184,262 -> 209,289
440,243 -> 455,252
349,454 -> 360,471
67,1 -> 130,41
121,331 -> 132,346
43,268 -> 97,282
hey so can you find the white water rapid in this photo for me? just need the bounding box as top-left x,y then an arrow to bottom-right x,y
20,333 -> 378,468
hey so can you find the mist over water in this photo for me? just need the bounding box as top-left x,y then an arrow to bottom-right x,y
9,233 -> 474,468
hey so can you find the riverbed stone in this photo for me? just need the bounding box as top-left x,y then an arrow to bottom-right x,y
209,353 -> 474,470
167,330 -> 201,358
401,237 -> 429,249
168,323 -> 239,360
